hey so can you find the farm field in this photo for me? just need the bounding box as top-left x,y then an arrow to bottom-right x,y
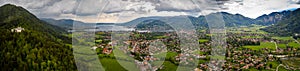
278,44 -> 287,49
244,42 -> 276,50
226,25 -> 268,34
281,57 -> 300,69
100,58 -> 128,71
242,36 -> 263,39
288,42 -> 300,48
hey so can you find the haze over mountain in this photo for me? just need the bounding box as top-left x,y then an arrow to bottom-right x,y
40,8 -> 298,33
0,4 -> 76,70
41,18 -> 115,30
40,7 -> 300,37
112,10 -> 294,29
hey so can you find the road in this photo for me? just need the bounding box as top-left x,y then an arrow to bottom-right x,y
276,64 -> 284,71
273,41 -> 278,50
291,37 -> 300,44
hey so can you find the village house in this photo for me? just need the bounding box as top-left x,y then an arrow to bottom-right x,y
102,48 -> 113,55
91,46 -> 98,50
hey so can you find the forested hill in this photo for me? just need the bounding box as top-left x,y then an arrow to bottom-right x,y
0,4 -> 77,70
261,8 -> 300,36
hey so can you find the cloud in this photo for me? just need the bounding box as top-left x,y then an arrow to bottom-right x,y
75,0 -> 109,16
0,0 -> 299,23
222,0 -> 300,18
290,0 -> 300,4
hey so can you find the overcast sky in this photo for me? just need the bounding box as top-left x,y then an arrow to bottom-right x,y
1,0 -> 300,23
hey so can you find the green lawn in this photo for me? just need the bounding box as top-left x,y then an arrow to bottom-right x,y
198,39 -> 209,43
265,61 -> 289,71
278,44 -> 287,49
193,51 -> 207,55
95,39 -> 103,43
288,42 -> 300,48
73,46 -> 97,55
244,42 -> 276,50
100,58 -> 140,71
266,61 -> 280,69
158,61 -> 178,71
99,48 -> 140,71
100,58 -> 128,71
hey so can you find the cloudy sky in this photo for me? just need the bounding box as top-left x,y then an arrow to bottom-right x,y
1,0 -> 300,23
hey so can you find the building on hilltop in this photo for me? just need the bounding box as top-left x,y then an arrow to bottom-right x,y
11,27 -> 25,33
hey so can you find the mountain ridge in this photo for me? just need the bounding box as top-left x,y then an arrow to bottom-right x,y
43,9 -> 294,29
261,8 -> 300,36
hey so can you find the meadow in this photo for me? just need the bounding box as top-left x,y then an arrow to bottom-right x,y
244,42 -> 276,50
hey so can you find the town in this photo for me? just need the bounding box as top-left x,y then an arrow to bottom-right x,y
92,25 -> 300,71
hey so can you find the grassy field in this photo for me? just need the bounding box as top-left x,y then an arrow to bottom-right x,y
242,36 -> 263,39
278,44 -> 287,49
244,42 -> 276,50
288,42 -> 300,48
227,25 -> 268,34
281,57 -> 300,69
95,39 -> 103,43
193,51 -> 207,55
73,46 -> 98,55
198,39 -> 209,43
266,61 -> 280,69
157,61 -> 178,71
100,58 -> 128,71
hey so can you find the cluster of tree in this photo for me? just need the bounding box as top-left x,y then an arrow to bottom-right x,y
0,30 -> 77,70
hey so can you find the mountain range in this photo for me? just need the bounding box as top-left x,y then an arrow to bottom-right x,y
40,8 -> 299,36
43,9 -> 294,31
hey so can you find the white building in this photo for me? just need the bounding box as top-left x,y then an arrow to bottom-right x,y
91,46 -> 98,50
11,27 -> 25,33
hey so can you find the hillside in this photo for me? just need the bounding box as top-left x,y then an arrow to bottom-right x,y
135,19 -> 173,31
121,12 -> 284,29
261,8 -> 300,36
255,11 -> 291,25
0,4 -> 76,70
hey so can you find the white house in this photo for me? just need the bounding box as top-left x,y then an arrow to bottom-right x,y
11,27 -> 25,33
91,46 -> 98,50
